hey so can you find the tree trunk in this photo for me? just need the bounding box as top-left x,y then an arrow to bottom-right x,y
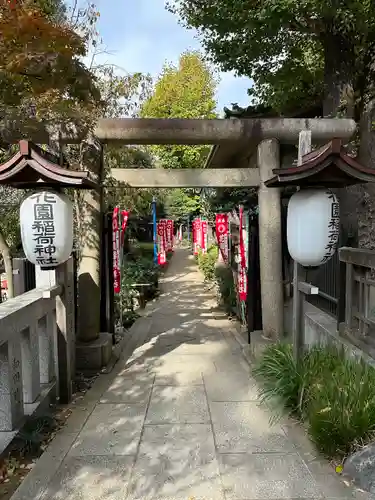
322,32 -> 355,118
322,32 -> 360,247
0,229 -> 13,299
355,99 -> 375,249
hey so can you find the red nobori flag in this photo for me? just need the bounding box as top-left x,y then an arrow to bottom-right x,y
119,210 -> 129,265
238,206 -> 247,302
201,220 -> 208,253
192,218 -> 199,255
166,219 -> 174,252
112,207 -> 121,294
157,220 -> 167,265
215,213 -> 229,264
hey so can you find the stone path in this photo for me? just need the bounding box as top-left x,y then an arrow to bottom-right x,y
12,249 -> 367,500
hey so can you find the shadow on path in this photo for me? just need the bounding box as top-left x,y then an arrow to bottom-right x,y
13,249 -> 363,500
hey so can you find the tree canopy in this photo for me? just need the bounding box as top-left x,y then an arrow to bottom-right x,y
0,0 -> 100,138
168,0 -> 375,117
141,50 -> 217,169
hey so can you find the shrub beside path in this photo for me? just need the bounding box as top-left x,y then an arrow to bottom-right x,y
10,249 -> 369,500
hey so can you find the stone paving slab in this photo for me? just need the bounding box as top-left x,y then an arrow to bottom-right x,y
146,385 -> 210,424
40,455 -> 134,500
219,453 -> 320,499
210,401 -> 296,453
10,248 -> 367,500
69,403 -> 146,456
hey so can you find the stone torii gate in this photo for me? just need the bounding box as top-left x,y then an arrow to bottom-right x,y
6,117 -> 356,367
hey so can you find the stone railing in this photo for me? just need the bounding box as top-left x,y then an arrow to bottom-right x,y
0,258 -> 75,452
339,248 -> 375,348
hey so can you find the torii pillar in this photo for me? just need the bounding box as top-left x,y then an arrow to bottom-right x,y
75,137 -> 112,370
257,139 -> 284,339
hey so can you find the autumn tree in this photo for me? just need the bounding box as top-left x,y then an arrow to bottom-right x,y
0,0 -> 101,296
0,0 -> 100,139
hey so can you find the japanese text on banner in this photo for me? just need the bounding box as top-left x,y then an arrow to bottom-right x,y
238,207 -> 247,302
112,207 -> 121,294
215,213 -> 229,264
157,220 -> 167,265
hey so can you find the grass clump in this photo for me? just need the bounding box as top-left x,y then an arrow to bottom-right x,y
253,342 -> 375,458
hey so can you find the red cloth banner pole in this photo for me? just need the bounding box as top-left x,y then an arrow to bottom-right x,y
238,206 -> 247,302
112,207 -> 121,294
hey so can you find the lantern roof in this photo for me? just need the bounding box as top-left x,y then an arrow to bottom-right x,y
0,140 -> 97,189
265,138 -> 375,188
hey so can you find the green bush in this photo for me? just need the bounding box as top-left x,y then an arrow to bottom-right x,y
115,256 -> 160,325
197,244 -> 218,282
253,342 -> 375,458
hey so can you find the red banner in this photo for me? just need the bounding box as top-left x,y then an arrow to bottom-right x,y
112,207 -> 121,294
238,206 -> 247,302
215,213 -> 229,264
192,218 -> 199,255
120,210 -> 129,262
166,219 -> 174,252
157,220 -> 167,265
201,220 -> 208,253
196,218 -> 202,253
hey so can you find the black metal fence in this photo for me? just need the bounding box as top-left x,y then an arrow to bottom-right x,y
306,255 -> 339,317
305,227 -> 353,319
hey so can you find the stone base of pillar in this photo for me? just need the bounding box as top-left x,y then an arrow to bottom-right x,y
75,333 -> 112,370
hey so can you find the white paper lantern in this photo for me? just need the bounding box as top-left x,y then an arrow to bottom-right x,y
287,188 -> 340,267
20,191 -> 73,268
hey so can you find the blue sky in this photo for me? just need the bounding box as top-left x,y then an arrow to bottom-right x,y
84,0 -> 253,114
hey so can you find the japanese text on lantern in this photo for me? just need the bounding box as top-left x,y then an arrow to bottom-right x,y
31,192 -> 58,267
321,190 -> 340,264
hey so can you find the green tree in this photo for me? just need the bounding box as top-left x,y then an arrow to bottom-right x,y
168,0 -> 375,118
141,50 -> 217,169
140,50 -> 217,222
164,188 -> 201,222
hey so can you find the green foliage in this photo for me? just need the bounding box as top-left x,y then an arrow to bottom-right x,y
197,244 -> 218,281
164,188 -> 202,222
141,50 -> 217,170
204,188 -> 258,219
253,342 -> 375,458
214,265 -> 237,315
120,257 -> 159,309
115,246 -> 161,327
168,0 -> 375,115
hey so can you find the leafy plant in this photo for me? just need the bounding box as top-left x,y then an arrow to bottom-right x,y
254,342 -> 375,458
253,342 -> 302,418
197,244 -> 218,282
214,265 -> 237,314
